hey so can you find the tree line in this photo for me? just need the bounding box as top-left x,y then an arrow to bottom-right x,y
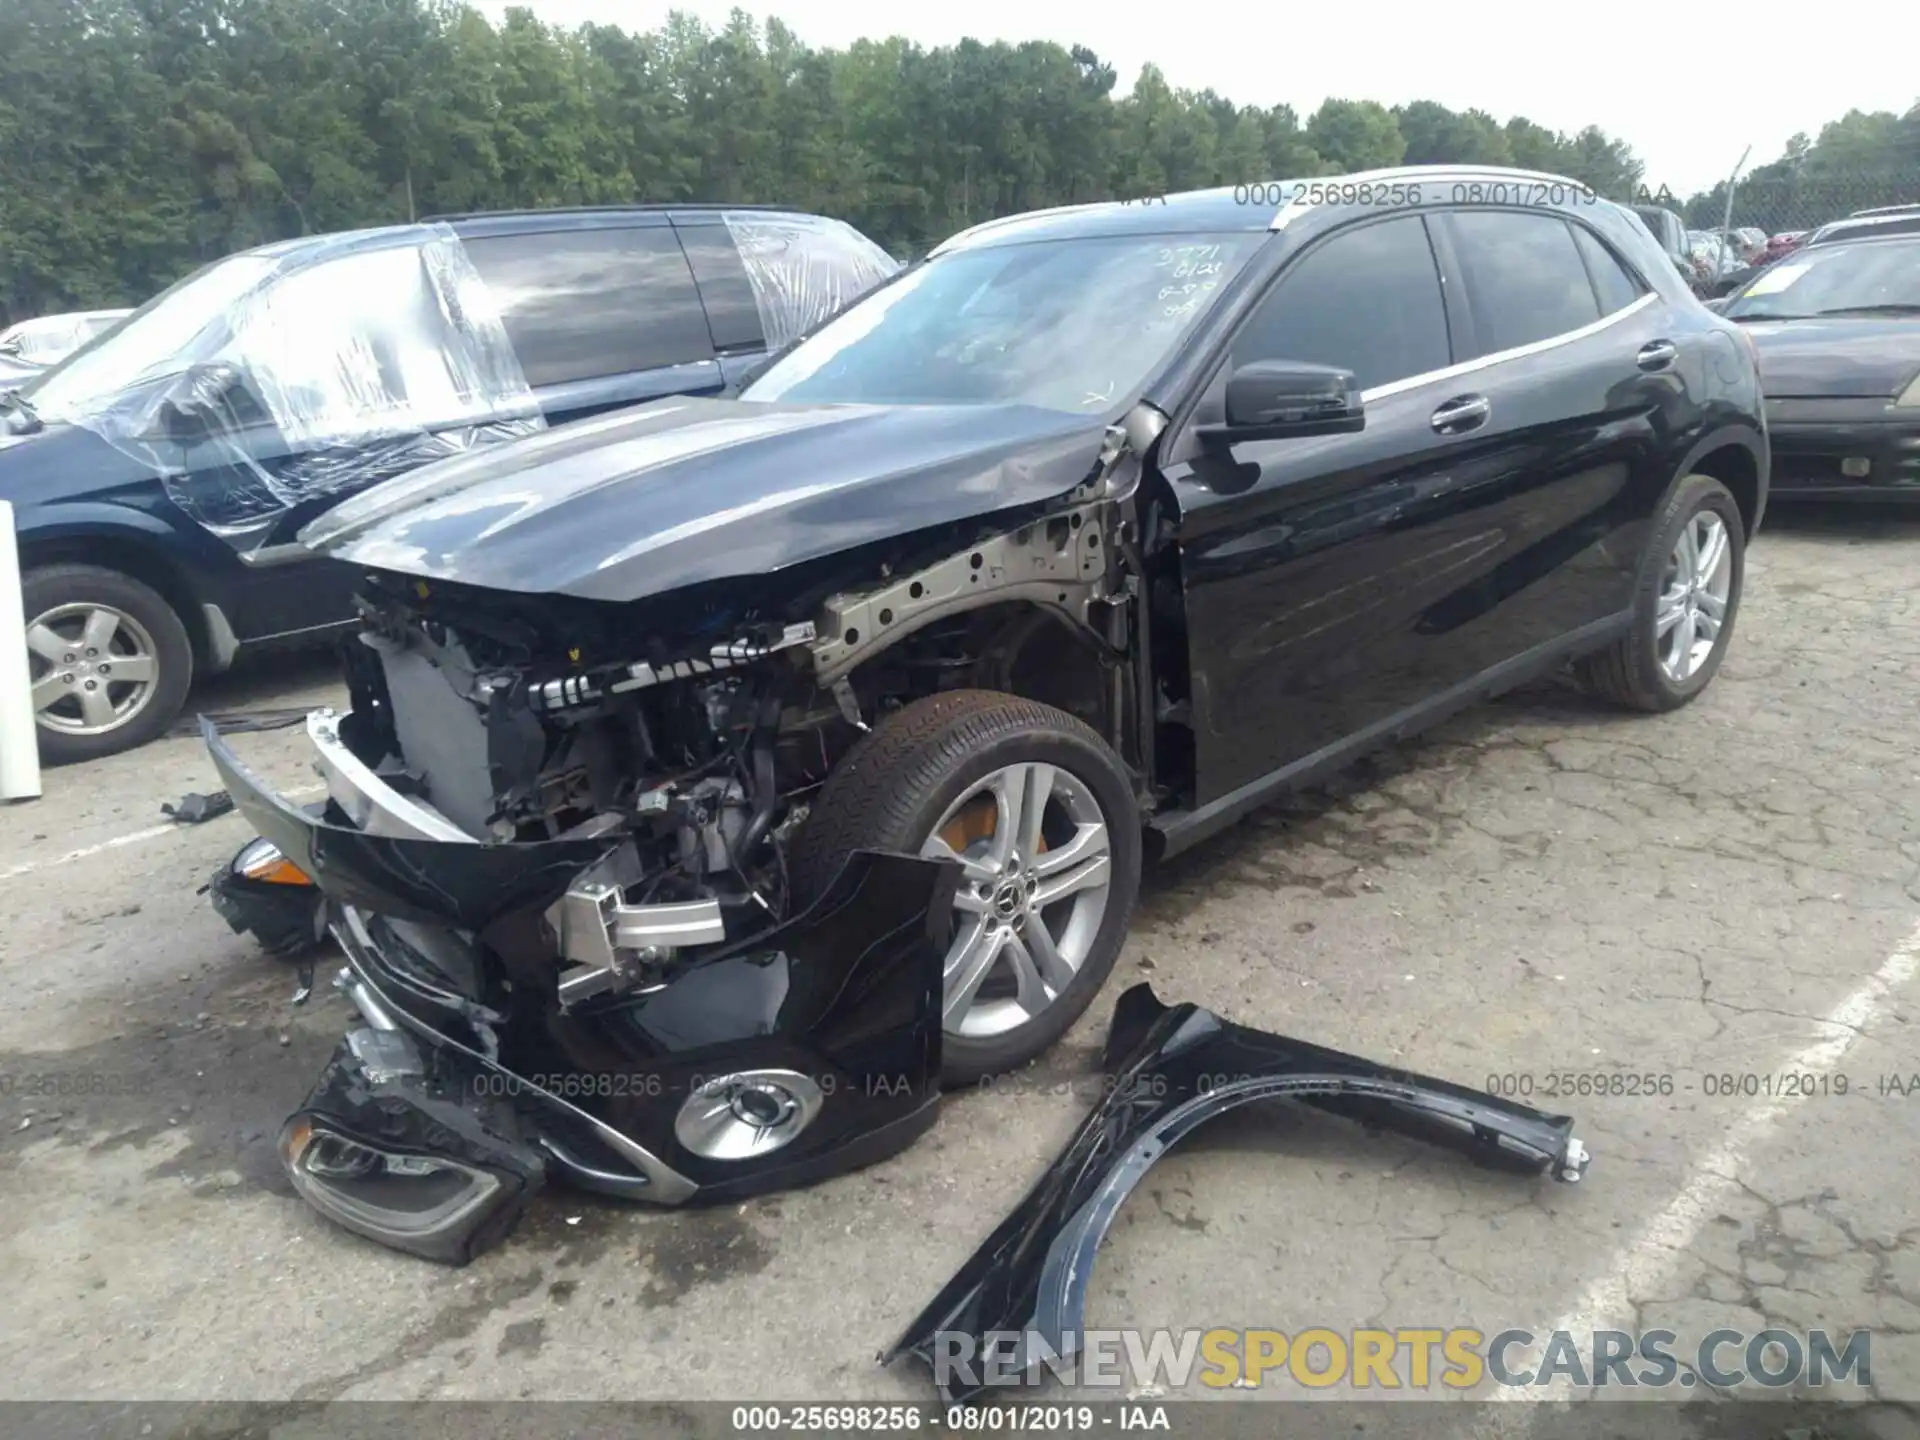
1678,109 -> 1920,235
2,0 -> 1915,324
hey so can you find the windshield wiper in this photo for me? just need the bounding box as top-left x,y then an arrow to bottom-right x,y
1813,304 -> 1920,318
1727,310 -> 1811,322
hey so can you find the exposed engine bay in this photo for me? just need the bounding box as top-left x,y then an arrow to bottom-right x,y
329,493 -> 1129,1011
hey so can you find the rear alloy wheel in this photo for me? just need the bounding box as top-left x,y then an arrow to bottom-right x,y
1576,474 -> 1745,713
23,564 -> 194,763
791,690 -> 1141,1083
1655,510 -> 1734,685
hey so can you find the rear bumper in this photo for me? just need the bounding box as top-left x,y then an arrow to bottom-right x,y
203,715 -> 958,1261
1766,404 -> 1920,499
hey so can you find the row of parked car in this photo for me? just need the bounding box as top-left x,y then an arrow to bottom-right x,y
2,174 -> 1916,774
1632,200 -> 1920,297
0,206 -> 902,761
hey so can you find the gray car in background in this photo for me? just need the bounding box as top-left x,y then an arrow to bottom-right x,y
0,309 -> 132,387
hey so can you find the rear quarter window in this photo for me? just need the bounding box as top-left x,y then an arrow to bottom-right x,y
722,212 -> 901,351
1570,225 -> 1647,315
674,221 -> 764,353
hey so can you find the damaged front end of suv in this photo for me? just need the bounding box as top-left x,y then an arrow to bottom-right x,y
205,206 -> 1294,1261
207,388 -> 1166,1262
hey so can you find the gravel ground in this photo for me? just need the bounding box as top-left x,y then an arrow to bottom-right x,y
2,510 -> 1918,1428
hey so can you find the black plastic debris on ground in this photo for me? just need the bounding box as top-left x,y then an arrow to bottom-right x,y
161,791 -> 234,824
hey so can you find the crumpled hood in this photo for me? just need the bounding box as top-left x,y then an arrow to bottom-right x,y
1744,318 -> 1920,398
301,396 -> 1111,603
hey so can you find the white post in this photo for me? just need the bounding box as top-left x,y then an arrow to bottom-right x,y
1721,145 -> 1753,250
0,500 -> 43,801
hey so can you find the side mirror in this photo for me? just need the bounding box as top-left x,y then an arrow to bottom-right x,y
1202,361 -> 1365,445
1702,298 -> 1729,314
155,361 -> 245,444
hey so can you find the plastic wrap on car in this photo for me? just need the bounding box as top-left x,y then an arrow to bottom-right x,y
724,211 -> 901,351
71,223 -> 543,553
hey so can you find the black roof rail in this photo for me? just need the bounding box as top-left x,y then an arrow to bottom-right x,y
422,202 -> 799,223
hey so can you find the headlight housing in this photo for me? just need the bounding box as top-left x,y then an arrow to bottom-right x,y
280,1036 -> 547,1265
283,1118 -> 506,1244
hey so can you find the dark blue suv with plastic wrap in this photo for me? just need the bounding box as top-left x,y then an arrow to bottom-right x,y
0,205 -> 896,761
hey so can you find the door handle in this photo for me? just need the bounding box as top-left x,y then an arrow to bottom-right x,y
1429,394 -> 1490,434
1637,339 -> 1678,371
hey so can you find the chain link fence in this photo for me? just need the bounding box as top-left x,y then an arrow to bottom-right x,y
1699,174 -> 1919,237
1617,170 -> 1918,294
1625,173 -> 1918,239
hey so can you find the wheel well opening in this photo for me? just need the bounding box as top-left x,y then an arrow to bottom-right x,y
844,599 -> 1111,736
18,536 -> 209,662
1689,445 -> 1761,537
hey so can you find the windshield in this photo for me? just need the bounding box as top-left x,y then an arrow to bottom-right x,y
20,255 -> 276,420
1723,238 -> 1920,319
742,232 -> 1262,412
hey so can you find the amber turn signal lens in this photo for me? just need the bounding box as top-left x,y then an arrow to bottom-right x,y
243,854 -> 313,886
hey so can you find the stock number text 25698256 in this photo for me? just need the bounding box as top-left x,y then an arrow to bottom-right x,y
1231,179 -> 1599,210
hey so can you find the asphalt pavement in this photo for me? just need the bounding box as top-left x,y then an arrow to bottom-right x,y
2,510 -> 1918,1426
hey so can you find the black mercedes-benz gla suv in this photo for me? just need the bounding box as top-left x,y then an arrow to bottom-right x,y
207,166 -> 1768,1260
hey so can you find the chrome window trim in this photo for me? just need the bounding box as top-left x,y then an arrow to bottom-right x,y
1361,291 -> 1658,403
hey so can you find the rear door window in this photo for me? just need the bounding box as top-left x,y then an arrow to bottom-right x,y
463,225 -> 715,386
1230,215 -> 1452,391
1448,211 -> 1602,355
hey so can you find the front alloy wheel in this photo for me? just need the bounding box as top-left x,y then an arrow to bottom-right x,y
791,689 -> 1142,1083
20,563 -> 195,764
29,602 -> 163,736
923,761 -> 1114,1039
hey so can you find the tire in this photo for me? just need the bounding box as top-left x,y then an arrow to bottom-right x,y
791,689 -> 1142,1084
22,563 -> 194,764
1576,474 -> 1744,712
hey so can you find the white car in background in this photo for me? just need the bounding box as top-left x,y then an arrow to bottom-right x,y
0,309 -> 132,386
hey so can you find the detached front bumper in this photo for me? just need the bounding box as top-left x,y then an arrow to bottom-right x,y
1767,401 -> 1920,500
204,716 -> 957,1263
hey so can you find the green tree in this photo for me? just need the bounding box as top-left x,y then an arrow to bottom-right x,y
1306,99 -> 1406,171
0,1 -> 1709,323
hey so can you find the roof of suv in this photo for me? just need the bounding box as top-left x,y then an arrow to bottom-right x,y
425,202 -> 797,224
932,166 -> 1624,255
238,204 -> 872,265
1808,212 -> 1920,246
427,203 -> 836,238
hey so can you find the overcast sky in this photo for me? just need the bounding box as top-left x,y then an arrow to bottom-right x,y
502,0 -> 1914,196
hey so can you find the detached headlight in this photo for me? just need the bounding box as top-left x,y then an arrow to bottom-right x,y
282,1117 -> 506,1254
1896,372 -> 1920,407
